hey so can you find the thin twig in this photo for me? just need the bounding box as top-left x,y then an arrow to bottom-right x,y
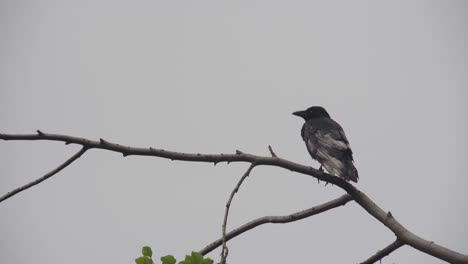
220,163 -> 256,264
360,239 -> 404,264
200,194 -> 353,256
268,145 -> 277,158
1,132 -> 468,263
0,146 -> 88,203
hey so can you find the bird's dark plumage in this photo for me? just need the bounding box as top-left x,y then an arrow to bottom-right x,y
293,106 -> 358,182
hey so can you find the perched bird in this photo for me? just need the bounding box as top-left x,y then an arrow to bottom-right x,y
293,106 -> 358,182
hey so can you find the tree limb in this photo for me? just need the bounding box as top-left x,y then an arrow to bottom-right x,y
1,131 -> 467,263
360,239 -> 404,264
0,146 -> 88,203
220,163 -> 256,264
200,194 -> 353,256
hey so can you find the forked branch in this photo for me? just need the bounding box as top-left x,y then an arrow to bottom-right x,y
220,163 -> 256,264
1,131 -> 467,263
200,194 -> 353,256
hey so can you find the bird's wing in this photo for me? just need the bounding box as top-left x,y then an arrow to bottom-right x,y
315,130 -> 349,150
306,120 -> 353,161
304,119 -> 357,181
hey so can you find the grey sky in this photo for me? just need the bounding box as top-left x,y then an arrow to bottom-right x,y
1,1 -> 467,263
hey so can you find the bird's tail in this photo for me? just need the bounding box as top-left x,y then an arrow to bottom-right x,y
344,160 -> 359,183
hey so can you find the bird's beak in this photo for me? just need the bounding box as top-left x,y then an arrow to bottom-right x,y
292,110 -> 306,118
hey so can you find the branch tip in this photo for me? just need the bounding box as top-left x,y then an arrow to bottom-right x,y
360,239 -> 404,264
268,145 -> 277,157
0,147 -> 87,204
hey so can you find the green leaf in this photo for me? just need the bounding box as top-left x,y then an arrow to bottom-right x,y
135,256 -> 152,264
161,255 -> 176,264
178,255 -> 191,264
201,258 -> 213,264
135,256 -> 145,264
177,252 -> 207,264
142,246 -> 153,258
191,252 -> 203,264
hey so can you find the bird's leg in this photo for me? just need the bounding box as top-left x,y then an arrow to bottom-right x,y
315,165 -> 324,184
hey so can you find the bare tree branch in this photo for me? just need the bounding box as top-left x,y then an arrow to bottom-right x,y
220,163 -> 256,264
1,131 -> 468,263
0,146 -> 88,203
200,194 -> 353,256
360,239 -> 404,264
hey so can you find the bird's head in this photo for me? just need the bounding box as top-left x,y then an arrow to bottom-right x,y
293,106 -> 330,120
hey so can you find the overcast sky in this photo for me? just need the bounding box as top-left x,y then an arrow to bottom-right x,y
1,1 -> 467,263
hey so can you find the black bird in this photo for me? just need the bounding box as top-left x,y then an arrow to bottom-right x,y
293,106 -> 358,182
